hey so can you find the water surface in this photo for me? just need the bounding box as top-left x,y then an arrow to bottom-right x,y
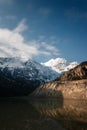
0,98 -> 87,130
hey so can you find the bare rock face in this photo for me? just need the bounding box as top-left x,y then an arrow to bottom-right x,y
31,80 -> 87,100
58,61 -> 87,81
31,62 -> 87,99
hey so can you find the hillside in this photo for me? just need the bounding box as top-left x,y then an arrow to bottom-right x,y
57,61 -> 87,81
31,61 -> 87,100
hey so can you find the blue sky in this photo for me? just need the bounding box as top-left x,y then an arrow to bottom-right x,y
0,0 -> 87,63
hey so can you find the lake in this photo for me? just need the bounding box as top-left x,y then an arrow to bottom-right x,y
0,98 -> 87,130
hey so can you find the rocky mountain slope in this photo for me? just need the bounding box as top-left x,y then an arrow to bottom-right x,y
0,57 -> 58,96
0,57 -> 58,81
57,61 -> 87,81
31,61 -> 87,100
31,79 -> 87,99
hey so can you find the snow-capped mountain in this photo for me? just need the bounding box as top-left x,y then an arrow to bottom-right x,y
41,58 -> 78,74
0,57 -> 59,96
0,57 -> 58,82
0,57 -> 78,96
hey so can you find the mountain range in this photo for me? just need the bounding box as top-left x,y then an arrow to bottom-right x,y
0,57 -> 57,96
0,57 -> 58,82
0,57 -> 78,96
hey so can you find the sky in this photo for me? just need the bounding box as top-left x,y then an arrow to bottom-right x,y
0,0 -> 87,63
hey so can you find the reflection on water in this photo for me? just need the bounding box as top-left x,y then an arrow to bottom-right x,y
0,98 -> 87,130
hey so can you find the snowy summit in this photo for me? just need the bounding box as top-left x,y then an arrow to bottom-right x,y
41,58 -> 78,73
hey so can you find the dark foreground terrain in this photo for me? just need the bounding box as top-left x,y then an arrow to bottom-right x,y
0,98 -> 87,130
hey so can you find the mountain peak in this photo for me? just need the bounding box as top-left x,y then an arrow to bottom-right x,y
41,58 -> 78,73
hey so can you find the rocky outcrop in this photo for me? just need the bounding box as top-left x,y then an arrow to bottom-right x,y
31,80 -> 87,99
57,61 -> 87,81
31,62 -> 87,99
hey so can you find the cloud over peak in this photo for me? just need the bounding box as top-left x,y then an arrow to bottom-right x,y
0,19 -> 59,61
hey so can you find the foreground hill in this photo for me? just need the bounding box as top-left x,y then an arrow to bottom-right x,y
31,61 -> 87,100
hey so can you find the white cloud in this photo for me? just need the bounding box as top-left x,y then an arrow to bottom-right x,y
0,20 -> 38,60
28,40 -> 59,56
40,42 -> 59,54
14,19 -> 28,33
0,19 -> 59,61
